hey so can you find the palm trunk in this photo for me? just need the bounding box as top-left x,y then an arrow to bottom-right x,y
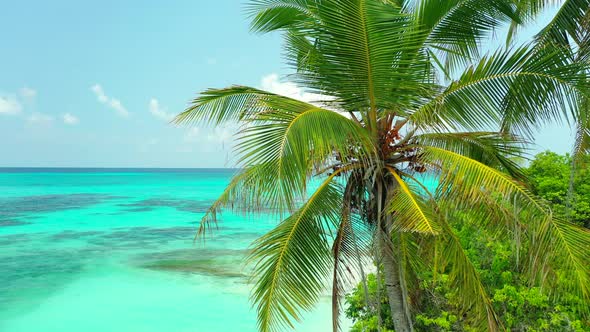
379,222 -> 413,332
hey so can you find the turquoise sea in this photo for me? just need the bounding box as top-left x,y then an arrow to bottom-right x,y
0,169 -> 342,332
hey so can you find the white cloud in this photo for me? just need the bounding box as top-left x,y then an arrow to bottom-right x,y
184,127 -> 200,142
27,112 -> 53,124
91,84 -> 108,103
149,98 -> 175,121
0,96 -> 22,115
207,126 -> 232,144
181,126 -> 233,151
63,113 -> 79,125
19,87 -> 37,102
260,73 -> 326,104
109,99 -> 128,117
91,84 -> 130,117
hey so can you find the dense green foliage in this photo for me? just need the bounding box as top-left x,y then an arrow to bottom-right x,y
345,151 -> 590,331
527,151 -> 590,228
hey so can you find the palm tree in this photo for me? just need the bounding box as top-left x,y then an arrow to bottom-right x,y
175,1 -> 590,331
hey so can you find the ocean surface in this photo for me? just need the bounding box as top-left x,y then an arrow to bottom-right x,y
0,168 -> 343,332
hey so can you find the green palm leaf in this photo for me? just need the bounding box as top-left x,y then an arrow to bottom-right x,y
386,167 -> 440,234
332,204 -> 373,331
195,163 -> 297,237
535,0 -> 590,48
249,174 -> 343,332
235,103 -> 372,212
247,0 -> 316,33
413,0 -> 519,73
437,214 -> 502,331
410,45 -> 589,135
251,0 -> 435,121
412,131 -> 527,179
528,217 -> 590,304
179,87 -> 373,236
174,86 -> 276,126
573,100 -> 590,164
421,146 -> 544,212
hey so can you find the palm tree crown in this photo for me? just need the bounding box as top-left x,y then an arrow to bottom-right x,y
175,1 -> 590,331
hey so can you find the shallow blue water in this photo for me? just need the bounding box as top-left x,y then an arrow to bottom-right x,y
0,169 -> 340,331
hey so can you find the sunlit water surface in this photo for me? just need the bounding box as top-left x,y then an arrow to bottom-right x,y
0,169 -> 345,331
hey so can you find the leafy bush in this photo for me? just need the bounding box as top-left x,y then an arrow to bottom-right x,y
527,151 -> 590,227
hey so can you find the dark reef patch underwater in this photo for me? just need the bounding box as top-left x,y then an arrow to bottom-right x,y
0,169 -> 336,331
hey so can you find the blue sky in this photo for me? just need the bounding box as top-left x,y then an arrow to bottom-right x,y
0,1 -> 573,167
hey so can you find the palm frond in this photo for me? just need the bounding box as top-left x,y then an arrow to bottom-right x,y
195,163 -> 300,237
412,131 -> 527,179
184,89 -> 372,236
332,205 -> 373,331
420,146 -> 545,213
573,99 -> 590,164
235,103 -> 372,213
332,209 -> 352,332
535,0 -> 590,48
528,217 -> 590,305
409,45 -> 589,135
332,174 -> 374,332
437,211 -> 502,331
438,174 -> 522,240
249,175 -> 343,332
173,86 -> 277,126
253,0 -> 434,122
386,167 -> 440,234
247,0 -> 317,33
393,177 -> 502,328
415,0 -> 519,74
237,100 -> 371,168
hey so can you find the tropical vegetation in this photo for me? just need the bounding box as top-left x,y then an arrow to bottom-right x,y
175,1 -> 590,331
527,151 -> 590,228
344,152 -> 590,331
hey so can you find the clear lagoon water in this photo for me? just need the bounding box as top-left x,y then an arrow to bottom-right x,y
0,168 -> 343,331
